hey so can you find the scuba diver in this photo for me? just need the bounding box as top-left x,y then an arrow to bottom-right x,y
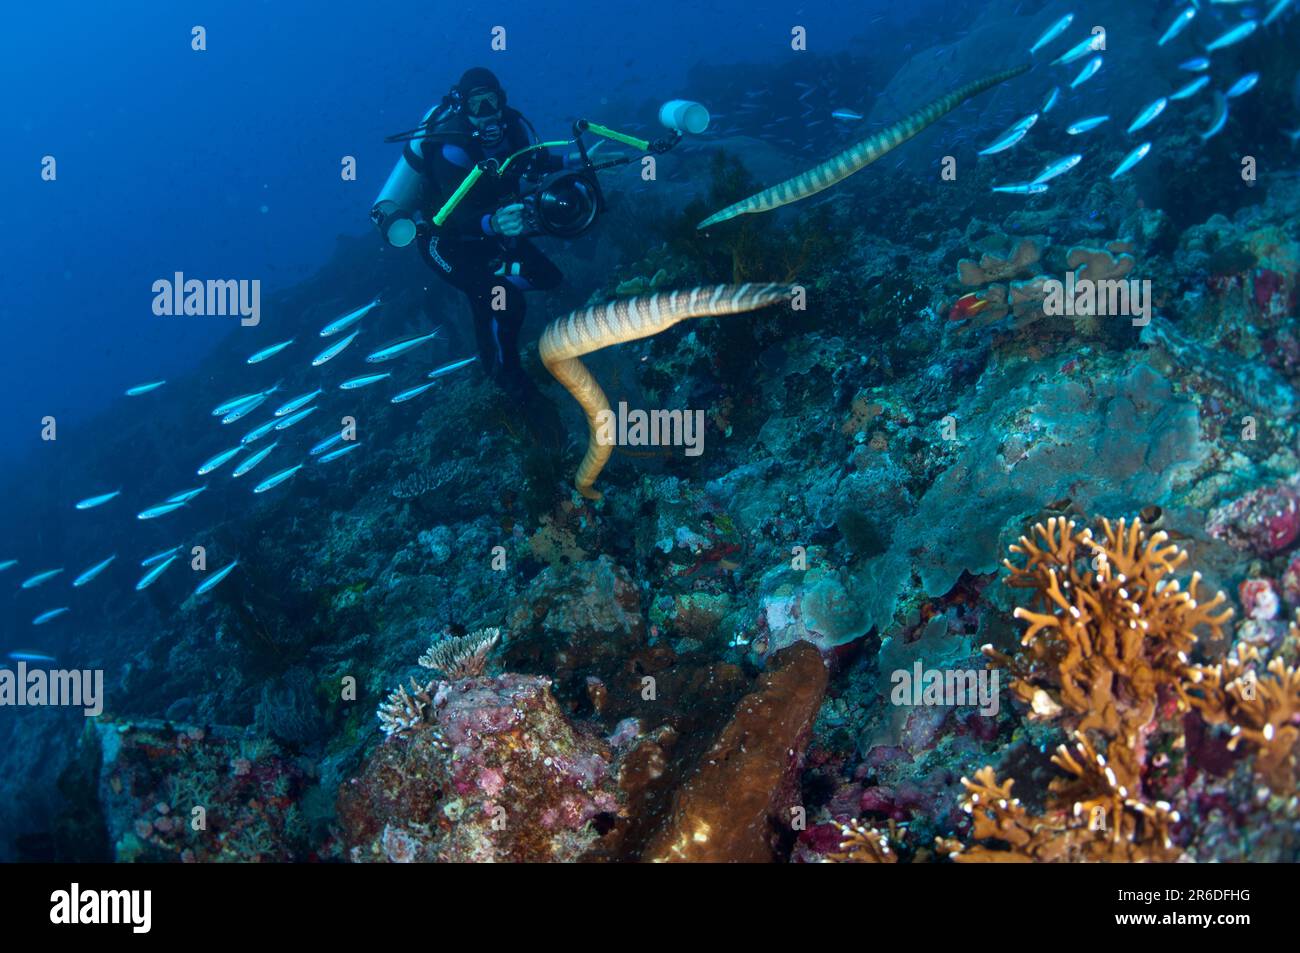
378,68 -> 565,417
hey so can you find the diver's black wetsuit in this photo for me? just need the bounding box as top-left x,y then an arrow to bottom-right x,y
413,105 -> 564,400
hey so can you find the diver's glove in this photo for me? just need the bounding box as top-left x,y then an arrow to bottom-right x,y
489,203 -> 527,237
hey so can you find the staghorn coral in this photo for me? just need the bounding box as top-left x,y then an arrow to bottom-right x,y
1181,641 -> 1300,790
937,735 -> 1183,863
958,238 -> 1042,286
538,284 -> 790,499
418,628 -> 501,679
697,64 -> 1028,228
986,516 -> 1232,740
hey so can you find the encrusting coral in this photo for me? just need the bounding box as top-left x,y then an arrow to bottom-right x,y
538,284 -> 790,500
958,238 -> 1042,286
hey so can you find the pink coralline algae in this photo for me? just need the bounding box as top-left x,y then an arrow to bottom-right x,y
339,673 -> 624,862
1206,482 -> 1300,556
1238,578 -> 1281,621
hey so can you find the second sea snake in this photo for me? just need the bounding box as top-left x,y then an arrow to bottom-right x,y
697,63 -> 1031,229
539,283 -> 791,500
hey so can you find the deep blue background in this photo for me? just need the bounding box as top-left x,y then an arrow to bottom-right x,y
0,0 -> 880,463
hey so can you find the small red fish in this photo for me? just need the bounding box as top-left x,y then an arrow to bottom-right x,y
948,292 -> 988,321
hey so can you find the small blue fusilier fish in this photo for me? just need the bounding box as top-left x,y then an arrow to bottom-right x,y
1205,20 -> 1257,51
137,500 -> 187,520
1170,76 -> 1211,100
0,559 -> 17,572
391,382 -> 437,403
312,329 -> 360,367
1070,57 -> 1102,88
1127,97 -> 1168,134
125,381 -> 166,396
75,489 -> 120,510
318,443 -> 361,464
274,389 -> 322,417
212,384 -> 279,419
339,372 -> 392,390
978,115 -> 1037,155
1066,115 -> 1110,135
242,417 -> 281,445
831,108 -> 863,121
198,445 -> 243,475
1180,57 -> 1211,72
1030,13 -> 1074,55
247,339 -> 294,364
1054,30 -> 1104,65
1158,8 -> 1197,46
1226,72 -> 1259,98
73,555 -> 117,587
33,607 -> 69,626
320,296 -> 381,337
309,432 -> 346,456
253,464 -> 303,494
1041,87 -> 1060,113
141,545 -> 181,567
365,328 -> 441,363
1032,154 -> 1082,184
167,486 -> 208,504
428,356 -> 477,379
8,651 -> 56,663
274,406 -> 319,431
21,568 -> 63,589
1202,92 -> 1230,140
194,560 -> 239,596
1264,0 -> 1293,25
1110,142 -> 1152,179
992,182 -> 1050,194
135,555 -> 179,591
233,442 -> 278,477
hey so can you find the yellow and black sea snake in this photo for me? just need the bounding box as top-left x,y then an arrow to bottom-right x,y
539,283 -> 791,499
697,63 -> 1030,229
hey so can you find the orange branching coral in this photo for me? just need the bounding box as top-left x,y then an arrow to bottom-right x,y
937,734 -> 1183,863
987,517 -> 1233,740
1181,643 -> 1300,790
825,819 -> 902,863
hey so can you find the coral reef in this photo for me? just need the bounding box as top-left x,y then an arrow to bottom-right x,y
344,672 -> 623,862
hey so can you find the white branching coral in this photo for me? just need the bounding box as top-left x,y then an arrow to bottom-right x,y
376,628 -> 504,738
377,678 -> 436,739
418,628 -> 501,679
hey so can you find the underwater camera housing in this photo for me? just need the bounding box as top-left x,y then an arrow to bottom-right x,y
518,170 -> 603,239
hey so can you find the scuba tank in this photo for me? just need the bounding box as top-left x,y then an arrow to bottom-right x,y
372,103 -> 448,247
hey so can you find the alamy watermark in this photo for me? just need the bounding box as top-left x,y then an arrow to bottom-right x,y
0,663 -> 103,716
595,401 -> 705,457
1042,272 -> 1151,327
152,272 -> 260,326
890,663 -> 1000,716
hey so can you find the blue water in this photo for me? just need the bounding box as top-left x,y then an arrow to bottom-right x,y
1,0 -> 1297,861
